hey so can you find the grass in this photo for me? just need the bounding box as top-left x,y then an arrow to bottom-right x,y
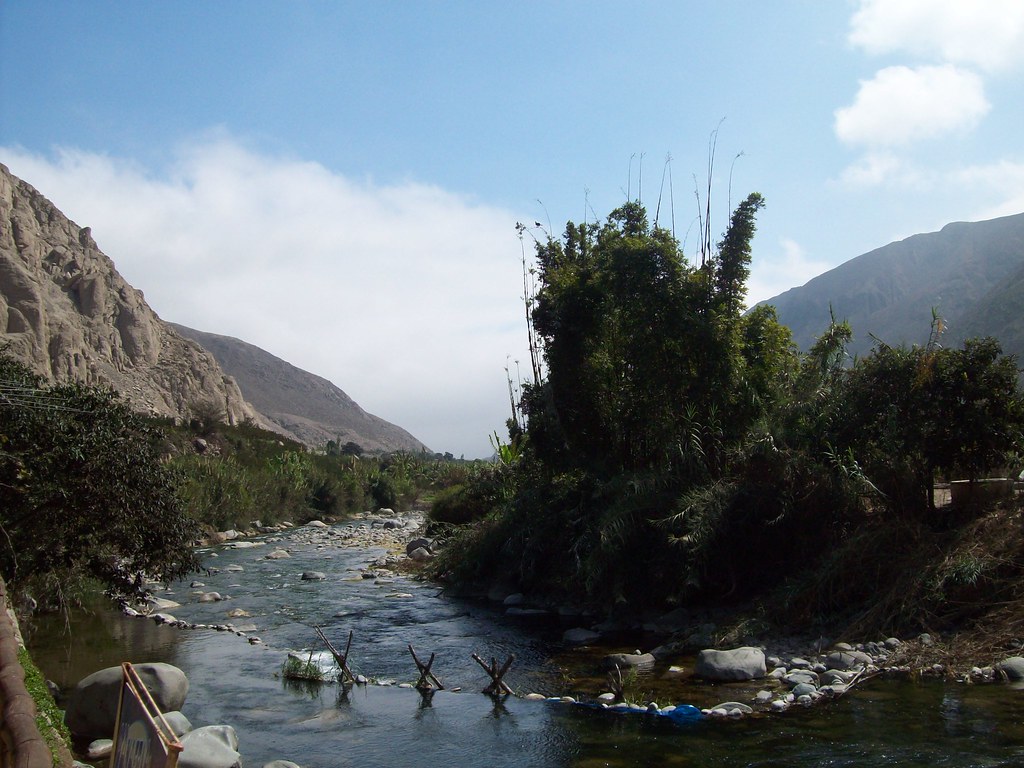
17,646 -> 71,768
281,653 -> 328,683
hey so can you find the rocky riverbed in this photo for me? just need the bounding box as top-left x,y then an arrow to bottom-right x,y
42,509 -> 1024,767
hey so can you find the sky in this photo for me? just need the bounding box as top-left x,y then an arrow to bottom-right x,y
2,1 -> 1023,458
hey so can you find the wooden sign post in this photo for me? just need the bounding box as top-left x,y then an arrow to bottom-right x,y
109,662 -> 183,768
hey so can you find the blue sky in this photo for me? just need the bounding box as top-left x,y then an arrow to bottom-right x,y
2,1 -> 1023,457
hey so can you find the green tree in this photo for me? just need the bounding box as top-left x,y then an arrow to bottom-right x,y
834,336 -> 1023,513
0,352 -> 200,607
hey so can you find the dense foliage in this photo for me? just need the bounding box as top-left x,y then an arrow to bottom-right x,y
0,352 -> 201,607
434,196 -> 1024,618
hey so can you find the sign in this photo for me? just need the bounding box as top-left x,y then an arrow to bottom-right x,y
110,663 -> 183,768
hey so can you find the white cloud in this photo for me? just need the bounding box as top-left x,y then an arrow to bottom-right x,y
850,0 -> 1024,73
835,65 -> 989,149
1,138 -> 529,458
747,238 -> 834,306
838,151 -> 908,187
953,160 -> 1024,220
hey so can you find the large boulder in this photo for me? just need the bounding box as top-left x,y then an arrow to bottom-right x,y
64,663 -> 189,741
694,647 -> 766,681
178,725 -> 242,768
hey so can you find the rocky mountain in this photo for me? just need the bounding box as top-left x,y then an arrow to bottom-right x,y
0,163 -> 262,425
762,212 -> 1024,358
169,324 -> 429,453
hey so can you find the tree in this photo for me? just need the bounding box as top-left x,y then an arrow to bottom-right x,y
834,336 -> 1024,513
0,351 -> 200,608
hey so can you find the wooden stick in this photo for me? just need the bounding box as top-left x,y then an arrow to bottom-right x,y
472,652 -> 515,695
408,644 -> 445,690
315,626 -> 355,684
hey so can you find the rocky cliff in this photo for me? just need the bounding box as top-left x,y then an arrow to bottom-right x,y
171,324 -> 429,453
0,163 -> 261,425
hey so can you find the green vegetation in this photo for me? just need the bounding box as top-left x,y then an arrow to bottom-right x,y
17,646 -> 72,767
432,195 -> 1024,635
281,653 -> 328,682
0,348 -> 471,611
0,351 -> 201,608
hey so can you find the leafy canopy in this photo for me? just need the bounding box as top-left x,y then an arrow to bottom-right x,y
0,351 -> 201,607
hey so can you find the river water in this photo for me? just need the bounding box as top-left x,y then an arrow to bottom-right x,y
23,521 -> 1024,767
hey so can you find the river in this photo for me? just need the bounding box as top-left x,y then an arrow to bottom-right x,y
23,519 -> 1024,767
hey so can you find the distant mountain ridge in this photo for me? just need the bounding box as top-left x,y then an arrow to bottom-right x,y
170,325 -> 429,454
761,212 -> 1024,359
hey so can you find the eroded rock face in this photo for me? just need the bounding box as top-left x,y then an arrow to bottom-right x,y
0,163 -> 261,426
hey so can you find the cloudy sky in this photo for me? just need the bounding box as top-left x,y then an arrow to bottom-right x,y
2,1 -> 1023,458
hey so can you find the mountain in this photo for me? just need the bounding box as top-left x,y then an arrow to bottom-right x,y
761,212 -> 1024,358
0,163 -> 263,426
169,324 -> 429,453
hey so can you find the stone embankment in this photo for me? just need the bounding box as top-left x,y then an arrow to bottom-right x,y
0,578 -> 72,768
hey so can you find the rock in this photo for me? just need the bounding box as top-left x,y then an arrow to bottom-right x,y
825,651 -> 872,671
486,583 -> 517,603
884,637 -> 902,649
198,592 -> 223,603
300,572 -> 327,581
405,538 -> 432,556
996,656 -> 1024,680
408,547 -> 433,562
305,520 -> 328,528
770,699 -> 790,712
225,608 -> 250,618
602,653 -> 656,670
788,657 -> 811,669
178,725 -> 241,768
755,690 -> 773,704
791,683 -> 817,697
189,581 -> 205,588
784,670 -> 820,688
505,607 -> 548,617
266,549 -> 290,559
86,739 -> 113,759
917,633 -> 935,646
503,593 -> 525,606
146,597 -> 181,612
523,693 -> 547,701
151,613 -> 177,624
221,530 -> 240,541
597,692 -> 617,702
694,647 -> 766,681
820,669 -> 853,685
64,663 -> 189,741
562,628 -> 601,646
163,710 -> 192,737
712,701 -> 753,715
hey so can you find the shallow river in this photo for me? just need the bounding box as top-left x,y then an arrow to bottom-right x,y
24,521 -> 1024,767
